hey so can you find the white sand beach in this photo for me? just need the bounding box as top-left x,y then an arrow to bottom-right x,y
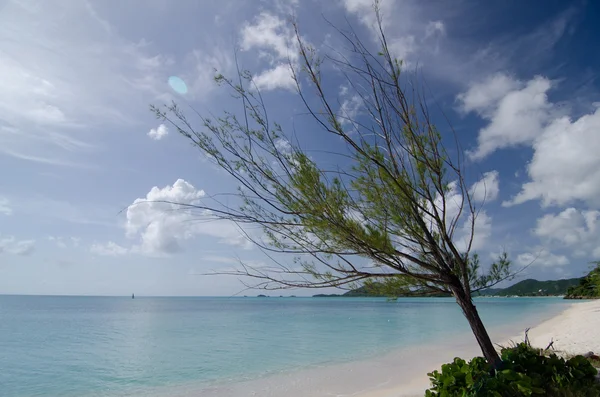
185,299 -> 600,397
526,299 -> 600,356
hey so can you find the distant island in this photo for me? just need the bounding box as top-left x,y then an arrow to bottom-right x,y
313,284 -> 451,298
477,278 -> 581,297
313,277 -> 584,298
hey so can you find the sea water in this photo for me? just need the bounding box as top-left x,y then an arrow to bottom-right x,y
0,296 -> 570,397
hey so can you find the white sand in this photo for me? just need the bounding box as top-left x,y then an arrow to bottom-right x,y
525,299 -> 600,356
177,299 -> 599,397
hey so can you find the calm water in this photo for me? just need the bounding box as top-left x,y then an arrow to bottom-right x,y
0,296 -> 569,397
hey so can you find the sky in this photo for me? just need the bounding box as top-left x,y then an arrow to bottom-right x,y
1,0 -> 600,296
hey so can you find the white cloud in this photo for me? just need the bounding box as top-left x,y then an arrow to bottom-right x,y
457,74 -> 521,115
241,12 -> 297,62
49,236 -> 67,249
459,74 -> 553,160
48,236 -> 80,249
0,1 -> 175,166
182,47 -> 234,100
124,179 -> 252,256
460,73 -> 600,208
516,248 -> 569,268
125,179 -> 206,255
90,241 -> 129,256
239,11 -> 306,92
274,137 -> 292,154
425,21 -> 445,38
0,197 -> 11,215
455,211 -> 493,252
469,171 -> 499,203
533,208 -> 600,258
148,124 -> 169,140
240,11 -> 304,92
342,0 -> 394,31
253,63 -> 295,92
426,181 -> 494,252
342,0 -> 418,62
0,236 -> 35,256
338,94 -> 364,127
509,108 -> 600,207
426,181 -> 463,232
388,36 -> 416,61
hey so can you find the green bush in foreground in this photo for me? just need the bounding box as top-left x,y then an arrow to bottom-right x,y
425,343 -> 600,396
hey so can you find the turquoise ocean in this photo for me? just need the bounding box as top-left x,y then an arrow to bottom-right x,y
0,295 -> 570,397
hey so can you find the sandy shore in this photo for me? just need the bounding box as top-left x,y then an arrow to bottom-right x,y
525,299 -> 600,356
178,299 -> 598,397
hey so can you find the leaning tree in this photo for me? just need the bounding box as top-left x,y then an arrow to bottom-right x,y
152,8 -> 514,367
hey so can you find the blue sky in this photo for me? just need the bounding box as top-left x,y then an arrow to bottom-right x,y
1,0 -> 600,296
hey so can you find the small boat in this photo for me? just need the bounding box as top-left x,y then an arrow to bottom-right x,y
132,293 -> 135,299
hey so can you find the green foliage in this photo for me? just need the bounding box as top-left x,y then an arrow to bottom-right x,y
565,262 -> 600,299
425,343 -> 600,397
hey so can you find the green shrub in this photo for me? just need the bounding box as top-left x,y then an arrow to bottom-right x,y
425,343 -> 600,397
565,262 -> 600,299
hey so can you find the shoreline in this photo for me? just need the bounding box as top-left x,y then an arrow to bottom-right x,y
356,299 -> 600,397
161,299 -> 585,397
523,298 -> 600,356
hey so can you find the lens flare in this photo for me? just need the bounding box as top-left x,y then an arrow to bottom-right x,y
168,76 -> 188,94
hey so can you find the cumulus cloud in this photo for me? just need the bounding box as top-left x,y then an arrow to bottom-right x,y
516,248 -> 569,268
240,12 -> 299,91
509,108 -> 600,207
0,197 -> 11,215
469,171 -> 500,203
124,179 -> 252,256
425,21 -> 445,38
342,0 -> 395,33
90,241 -> 129,256
0,236 -> 35,256
241,12 -> 297,62
252,63 -> 295,92
425,181 -> 494,252
460,73 -> 600,208
459,74 -> 553,160
342,0 -> 420,61
274,137 -> 292,154
338,93 -> 364,128
148,124 -> 169,140
456,211 -> 493,252
125,179 -> 206,255
458,74 -> 521,115
533,208 -> 600,258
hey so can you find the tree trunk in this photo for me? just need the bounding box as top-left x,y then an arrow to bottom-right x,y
452,285 -> 502,368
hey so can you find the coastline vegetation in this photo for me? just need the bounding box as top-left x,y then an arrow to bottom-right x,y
565,262 -> 600,299
313,277 -> 581,297
426,340 -> 600,397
